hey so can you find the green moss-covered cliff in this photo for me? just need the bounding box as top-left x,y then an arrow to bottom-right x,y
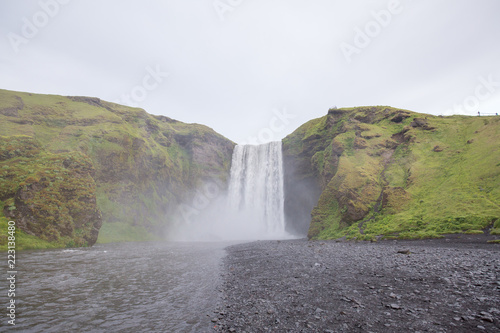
283,106 -> 500,240
0,89 -> 234,249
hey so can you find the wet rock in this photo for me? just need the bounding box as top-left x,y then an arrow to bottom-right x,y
479,311 -> 494,322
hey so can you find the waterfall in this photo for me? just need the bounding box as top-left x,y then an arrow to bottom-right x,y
227,141 -> 285,235
170,141 -> 290,241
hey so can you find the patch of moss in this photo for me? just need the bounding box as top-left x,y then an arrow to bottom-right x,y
489,228 -> 500,235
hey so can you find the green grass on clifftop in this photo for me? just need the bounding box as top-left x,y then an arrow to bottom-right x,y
284,106 -> 500,241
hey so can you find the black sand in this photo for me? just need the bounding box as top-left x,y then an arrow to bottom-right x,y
213,237 -> 500,332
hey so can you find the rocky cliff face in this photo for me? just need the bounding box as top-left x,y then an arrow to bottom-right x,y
0,89 -> 234,248
283,106 -> 500,240
0,136 -> 101,247
282,119 -> 325,235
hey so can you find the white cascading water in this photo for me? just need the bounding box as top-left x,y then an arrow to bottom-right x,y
227,141 -> 285,236
170,141 -> 290,241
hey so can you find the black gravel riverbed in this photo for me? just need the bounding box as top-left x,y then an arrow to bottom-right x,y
213,238 -> 500,332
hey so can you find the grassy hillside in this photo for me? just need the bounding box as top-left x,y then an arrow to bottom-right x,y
283,106 -> 500,241
0,89 -> 234,249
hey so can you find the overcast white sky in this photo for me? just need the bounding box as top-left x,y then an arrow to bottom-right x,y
1,0 -> 499,144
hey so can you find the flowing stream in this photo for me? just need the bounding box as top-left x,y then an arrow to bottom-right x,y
2,242 -> 229,332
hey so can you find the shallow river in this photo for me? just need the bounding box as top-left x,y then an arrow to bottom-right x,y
3,242 -> 231,332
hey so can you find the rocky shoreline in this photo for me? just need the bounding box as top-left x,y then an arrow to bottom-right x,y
213,237 -> 500,332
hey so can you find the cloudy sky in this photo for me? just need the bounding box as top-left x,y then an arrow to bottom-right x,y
1,0 -> 499,144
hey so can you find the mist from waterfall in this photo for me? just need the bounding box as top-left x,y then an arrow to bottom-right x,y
168,141 -> 294,241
